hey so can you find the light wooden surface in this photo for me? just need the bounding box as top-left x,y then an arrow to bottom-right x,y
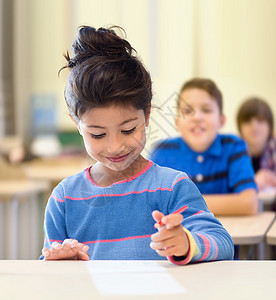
0,180 -> 49,259
23,156 -> 92,184
0,157 -> 27,180
266,220 -> 276,245
0,180 -> 49,198
0,260 -> 275,300
218,211 -> 275,244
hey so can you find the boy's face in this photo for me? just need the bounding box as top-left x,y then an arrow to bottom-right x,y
175,88 -> 225,152
240,117 -> 270,152
76,104 -> 149,173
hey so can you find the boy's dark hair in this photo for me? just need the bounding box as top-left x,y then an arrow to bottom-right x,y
177,78 -> 223,114
60,25 -> 152,121
237,97 -> 274,139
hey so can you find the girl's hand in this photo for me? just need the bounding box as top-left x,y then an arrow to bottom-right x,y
255,169 -> 276,190
150,210 -> 189,257
42,239 -> 89,261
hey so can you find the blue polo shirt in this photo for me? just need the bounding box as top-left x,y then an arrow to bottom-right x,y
149,134 -> 257,194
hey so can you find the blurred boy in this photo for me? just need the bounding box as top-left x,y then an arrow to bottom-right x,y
237,97 -> 276,190
150,78 -> 258,216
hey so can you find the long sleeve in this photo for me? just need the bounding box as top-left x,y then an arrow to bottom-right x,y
39,186 -> 67,259
164,174 -> 234,264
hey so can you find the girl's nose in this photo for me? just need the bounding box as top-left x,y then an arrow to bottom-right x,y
106,135 -> 126,155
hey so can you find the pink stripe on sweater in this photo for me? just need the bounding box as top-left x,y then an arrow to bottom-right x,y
208,235 -> 218,260
82,234 -> 152,244
197,234 -> 210,261
191,210 -> 204,216
172,176 -> 188,187
65,175 -> 189,201
51,195 -> 65,203
65,187 -> 175,200
85,160 -> 153,186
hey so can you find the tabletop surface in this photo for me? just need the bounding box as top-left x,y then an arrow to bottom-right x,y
0,180 -> 49,197
266,219 -> 276,245
22,156 -> 93,182
0,260 -> 275,300
218,211 -> 275,244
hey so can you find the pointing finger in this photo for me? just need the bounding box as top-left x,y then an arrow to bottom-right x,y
160,213 -> 183,229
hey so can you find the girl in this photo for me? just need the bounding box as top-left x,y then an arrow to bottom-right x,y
237,97 -> 276,190
41,26 -> 233,264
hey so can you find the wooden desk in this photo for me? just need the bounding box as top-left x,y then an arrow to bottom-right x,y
218,212 -> 275,245
218,212 -> 275,259
0,180 -> 49,259
266,220 -> 276,245
23,156 -> 93,187
1,260 -> 275,300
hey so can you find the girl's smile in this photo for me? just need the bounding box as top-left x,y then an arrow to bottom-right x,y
106,152 -> 130,163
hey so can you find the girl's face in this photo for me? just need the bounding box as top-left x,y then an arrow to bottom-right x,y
240,117 -> 270,155
77,104 -> 149,176
175,88 -> 225,152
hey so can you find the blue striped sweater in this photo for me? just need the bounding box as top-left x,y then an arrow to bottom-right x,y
41,161 -> 234,264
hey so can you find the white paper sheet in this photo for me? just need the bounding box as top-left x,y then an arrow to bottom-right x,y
87,260 -> 186,296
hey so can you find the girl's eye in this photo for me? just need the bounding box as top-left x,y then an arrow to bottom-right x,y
90,133 -> 106,139
122,127 -> 136,135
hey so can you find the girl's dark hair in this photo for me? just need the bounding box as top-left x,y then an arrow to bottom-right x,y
61,25 -> 152,121
177,78 -> 223,114
237,97 -> 274,139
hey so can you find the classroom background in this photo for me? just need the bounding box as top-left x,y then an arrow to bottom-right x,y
0,0 -> 276,259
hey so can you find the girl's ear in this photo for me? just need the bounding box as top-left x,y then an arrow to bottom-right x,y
69,114 -> 83,136
145,104 -> 151,127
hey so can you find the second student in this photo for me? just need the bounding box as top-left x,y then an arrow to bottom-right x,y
150,78 -> 258,216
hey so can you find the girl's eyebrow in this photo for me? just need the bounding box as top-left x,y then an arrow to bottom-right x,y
86,117 -> 138,129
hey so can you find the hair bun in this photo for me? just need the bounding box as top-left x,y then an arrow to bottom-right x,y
67,26 -> 135,68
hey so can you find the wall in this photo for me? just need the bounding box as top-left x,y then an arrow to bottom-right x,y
195,0 -> 276,135
13,0 -> 74,142
13,0 -> 276,153
0,0 -> 15,136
